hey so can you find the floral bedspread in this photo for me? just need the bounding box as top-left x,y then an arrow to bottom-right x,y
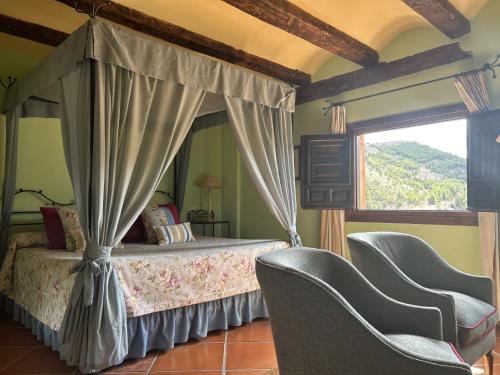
0,232 -> 289,330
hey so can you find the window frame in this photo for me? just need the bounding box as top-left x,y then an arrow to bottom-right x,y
345,103 -> 478,226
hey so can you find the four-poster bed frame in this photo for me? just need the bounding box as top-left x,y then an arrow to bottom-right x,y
0,18 -> 301,373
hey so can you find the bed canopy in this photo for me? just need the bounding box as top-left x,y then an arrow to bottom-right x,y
0,19 -> 300,373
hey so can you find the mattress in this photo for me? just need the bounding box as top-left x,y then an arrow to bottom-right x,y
0,232 -> 289,330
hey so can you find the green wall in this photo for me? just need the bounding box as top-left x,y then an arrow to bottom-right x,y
238,0 -> 500,275
2,0 -> 500,274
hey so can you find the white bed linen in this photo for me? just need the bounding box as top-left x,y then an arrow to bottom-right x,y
0,232 -> 289,330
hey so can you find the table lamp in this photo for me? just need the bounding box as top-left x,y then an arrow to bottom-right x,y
200,175 -> 221,220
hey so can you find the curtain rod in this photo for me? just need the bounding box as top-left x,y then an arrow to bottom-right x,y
323,54 -> 500,116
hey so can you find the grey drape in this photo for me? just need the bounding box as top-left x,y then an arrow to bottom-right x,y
57,60 -> 206,373
224,97 -> 301,246
453,71 -> 499,307
0,108 -> 20,264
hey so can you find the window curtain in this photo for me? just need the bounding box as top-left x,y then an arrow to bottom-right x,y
453,71 -> 499,305
0,107 -> 20,265
320,105 -> 347,256
57,60 -> 206,373
224,96 -> 301,246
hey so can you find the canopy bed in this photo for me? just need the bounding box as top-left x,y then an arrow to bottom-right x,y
0,19 -> 301,373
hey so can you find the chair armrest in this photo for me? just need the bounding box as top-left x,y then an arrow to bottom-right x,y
413,256 -> 494,306
325,259 -> 444,340
360,291 -> 444,341
348,240 -> 459,343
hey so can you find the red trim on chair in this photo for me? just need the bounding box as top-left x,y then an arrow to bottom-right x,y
462,324 -> 497,348
447,342 -> 465,363
459,308 -> 497,330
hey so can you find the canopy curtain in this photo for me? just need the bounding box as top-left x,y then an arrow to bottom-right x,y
224,96 -> 301,246
453,71 -> 499,305
320,105 -> 347,256
57,59 -> 206,373
0,108 -> 20,264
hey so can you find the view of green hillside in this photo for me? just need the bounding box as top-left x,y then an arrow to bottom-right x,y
364,141 -> 466,210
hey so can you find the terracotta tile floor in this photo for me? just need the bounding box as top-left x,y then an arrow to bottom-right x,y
1,308 -> 500,375
0,310 -> 277,374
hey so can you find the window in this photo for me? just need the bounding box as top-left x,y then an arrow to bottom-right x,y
346,104 -> 478,226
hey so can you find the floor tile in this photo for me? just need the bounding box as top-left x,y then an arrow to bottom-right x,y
149,372 -> 220,374
1,346 -> 75,374
226,371 -> 269,375
152,342 -> 223,371
201,330 -> 225,343
227,322 -> 273,342
226,343 -> 277,370
99,351 -> 158,373
0,327 -> 43,347
0,348 -> 33,372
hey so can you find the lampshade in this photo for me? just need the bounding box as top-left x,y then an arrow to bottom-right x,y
200,175 -> 221,189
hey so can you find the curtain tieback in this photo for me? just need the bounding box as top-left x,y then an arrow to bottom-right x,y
69,250 -> 112,307
288,231 -> 302,247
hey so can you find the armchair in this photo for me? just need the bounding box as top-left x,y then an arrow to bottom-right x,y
256,248 -> 472,375
348,232 -> 497,373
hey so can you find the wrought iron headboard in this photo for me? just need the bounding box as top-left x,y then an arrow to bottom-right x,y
11,188 -> 175,226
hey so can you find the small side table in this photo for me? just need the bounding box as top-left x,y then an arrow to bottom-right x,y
190,220 -> 230,238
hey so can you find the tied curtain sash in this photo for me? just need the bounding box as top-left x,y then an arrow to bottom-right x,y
320,105 -> 347,256
453,71 -> 499,306
224,96 -> 301,247
57,60 -> 206,373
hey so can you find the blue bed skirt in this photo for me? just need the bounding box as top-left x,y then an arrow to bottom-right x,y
0,290 -> 268,359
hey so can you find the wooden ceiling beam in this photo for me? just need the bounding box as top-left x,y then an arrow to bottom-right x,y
297,43 -> 471,104
0,13 -> 68,47
222,0 -> 379,67
53,0 -> 310,85
403,0 -> 470,38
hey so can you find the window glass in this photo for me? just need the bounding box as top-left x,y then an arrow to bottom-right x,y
358,119 -> 467,210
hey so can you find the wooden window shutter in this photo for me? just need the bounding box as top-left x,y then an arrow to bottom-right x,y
300,134 -> 355,209
467,109 -> 500,211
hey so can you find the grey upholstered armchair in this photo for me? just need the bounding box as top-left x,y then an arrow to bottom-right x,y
256,248 -> 472,375
348,232 -> 497,374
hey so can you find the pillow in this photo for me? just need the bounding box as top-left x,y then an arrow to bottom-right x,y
161,202 -> 180,224
40,207 -> 67,249
142,204 -> 179,243
154,223 -> 196,245
122,215 -> 147,243
56,207 -> 86,252
123,202 -> 179,243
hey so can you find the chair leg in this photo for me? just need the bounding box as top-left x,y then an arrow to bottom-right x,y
484,350 -> 494,375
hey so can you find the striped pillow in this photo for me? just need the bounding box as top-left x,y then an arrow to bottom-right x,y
154,223 -> 196,245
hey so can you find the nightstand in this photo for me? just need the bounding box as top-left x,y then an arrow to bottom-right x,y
190,220 -> 230,238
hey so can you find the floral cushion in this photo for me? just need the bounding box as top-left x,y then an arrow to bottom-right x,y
141,205 -> 179,243
154,223 -> 196,245
56,207 -> 86,252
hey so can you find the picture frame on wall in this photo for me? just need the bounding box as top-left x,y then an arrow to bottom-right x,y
294,145 -> 300,181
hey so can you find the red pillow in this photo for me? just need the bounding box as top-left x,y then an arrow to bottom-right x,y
122,215 -> 147,243
122,202 -> 180,243
40,207 -> 66,249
